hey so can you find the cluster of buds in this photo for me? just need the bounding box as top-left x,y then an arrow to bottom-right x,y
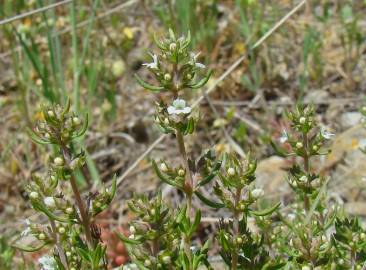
14,101 -> 116,269
153,150 -> 221,196
27,100 -> 87,146
117,192 -> 180,269
198,154 -> 281,269
136,29 -> 212,94
272,105 -> 333,200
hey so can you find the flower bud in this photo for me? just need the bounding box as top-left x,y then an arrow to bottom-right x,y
186,73 -> 192,80
38,233 -> 46,240
65,207 -> 73,214
312,145 -> 318,151
178,169 -> 185,176
162,255 -> 171,264
44,133 -> 51,139
54,157 -> 64,166
72,117 -> 81,125
299,117 -> 306,124
236,237 -> 243,244
251,188 -> 264,199
164,73 -> 171,81
29,191 -> 39,200
58,227 -> 66,234
169,43 -> 176,51
47,110 -> 55,117
144,259 -> 152,267
160,163 -> 168,172
302,266 -> 311,270
296,142 -> 303,149
129,225 -> 136,234
227,167 -> 235,176
44,197 -> 56,209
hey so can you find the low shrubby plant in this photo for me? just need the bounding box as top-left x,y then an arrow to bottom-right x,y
13,101 -> 116,269
13,29 -> 366,270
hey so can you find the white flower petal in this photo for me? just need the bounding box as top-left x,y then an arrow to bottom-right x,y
167,106 -> 176,115
321,127 -> 335,140
182,107 -> 192,114
195,62 -> 206,69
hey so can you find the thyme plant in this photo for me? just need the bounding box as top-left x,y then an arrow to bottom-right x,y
14,101 -> 116,270
272,105 -> 366,269
117,29 -> 215,270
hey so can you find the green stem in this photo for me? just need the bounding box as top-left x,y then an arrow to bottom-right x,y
176,130 -> 194,267
231,187 -> 242,270
61,145 -> 93,248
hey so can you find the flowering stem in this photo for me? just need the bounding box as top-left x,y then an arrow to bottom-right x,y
61,145 -> 93,248
176,130 -> 194,266
49,219 -> 68,269
231,187 -> 242,270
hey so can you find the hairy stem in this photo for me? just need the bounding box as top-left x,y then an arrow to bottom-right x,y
61,145 -> 93,248
176,130 -> 194,267
50,219 -> 68,269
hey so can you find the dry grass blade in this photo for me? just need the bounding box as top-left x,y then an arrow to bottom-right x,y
115,0 -> 307,187
0,0 -> 72,26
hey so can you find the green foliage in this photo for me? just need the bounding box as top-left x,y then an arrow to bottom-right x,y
13,101 -> 116,269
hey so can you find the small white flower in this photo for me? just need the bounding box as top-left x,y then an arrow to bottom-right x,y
279,130 -> 288,143
190,52 -> 206,69
320,127 -> 335,140
21,219 -> 31,237
38,255 -> 57,270
44,197 -> 56,209
251,188 -> 264,199
302,265 -> 311,270
299,175 -> 308,182
167,99 -> 192,115
142,53 -> 159,69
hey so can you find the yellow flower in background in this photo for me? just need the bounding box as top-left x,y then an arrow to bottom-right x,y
123,27 -> 134,39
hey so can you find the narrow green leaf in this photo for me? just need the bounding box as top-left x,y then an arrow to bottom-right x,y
194,191 -> 224,209
116,231 -> 142,245
188,70 -> 212,89
152,160 -> 180,187
250,202 -> 281,216
135,74 -> 165,92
